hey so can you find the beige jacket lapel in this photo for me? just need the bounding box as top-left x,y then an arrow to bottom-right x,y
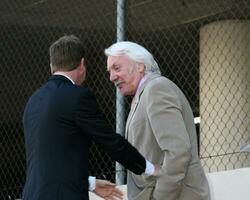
125,73 -> 161,138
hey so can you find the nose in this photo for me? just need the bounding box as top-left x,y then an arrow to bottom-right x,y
109,70 -> 117,82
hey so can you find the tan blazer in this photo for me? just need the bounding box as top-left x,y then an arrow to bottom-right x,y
126,73 -> 210,200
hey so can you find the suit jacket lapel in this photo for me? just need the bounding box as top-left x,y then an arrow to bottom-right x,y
125,73 -> 161,138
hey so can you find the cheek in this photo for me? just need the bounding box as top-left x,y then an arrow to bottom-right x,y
117,73 -> 126,82
122,72 -> 133,82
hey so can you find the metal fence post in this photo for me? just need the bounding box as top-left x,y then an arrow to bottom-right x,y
115,0 -> 125,185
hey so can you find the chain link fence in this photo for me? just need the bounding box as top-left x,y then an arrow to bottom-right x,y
0,0 -> 249,199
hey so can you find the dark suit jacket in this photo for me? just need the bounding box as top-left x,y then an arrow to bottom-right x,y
22,75 -> 146,200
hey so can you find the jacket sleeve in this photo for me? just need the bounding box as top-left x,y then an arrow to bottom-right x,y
74,89 -> 146,175
146,81 -> 191,200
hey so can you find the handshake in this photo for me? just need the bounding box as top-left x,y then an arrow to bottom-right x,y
92,165 -> 161,200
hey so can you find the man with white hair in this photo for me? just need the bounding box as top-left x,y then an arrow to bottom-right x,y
105,41 -> 210,200
22,36 -> 159,200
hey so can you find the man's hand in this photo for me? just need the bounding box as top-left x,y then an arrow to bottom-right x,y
94,179 -> 124,200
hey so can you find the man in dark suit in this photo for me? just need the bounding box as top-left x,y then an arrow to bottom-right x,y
22,35 -> 157,200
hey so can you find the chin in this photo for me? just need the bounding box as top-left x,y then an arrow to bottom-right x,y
119,87 -> 134,96
119,90 -> 127,96
122,91 -> 133,96
123,93 -> 129,96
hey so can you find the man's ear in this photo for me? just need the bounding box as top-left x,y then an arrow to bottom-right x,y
79,58 -> 85,72
50,64 -> 54,74
138,63 -> 145,73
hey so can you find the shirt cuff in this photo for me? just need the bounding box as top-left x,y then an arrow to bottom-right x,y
144,160 -> 155,175
88,176 -> 96,191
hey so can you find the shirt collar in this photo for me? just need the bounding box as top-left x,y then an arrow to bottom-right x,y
53,72 -> 75,84
135,73 -> 150,95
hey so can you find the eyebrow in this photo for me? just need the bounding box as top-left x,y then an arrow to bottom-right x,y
107,64 -> 119,72
106,65 -> 113,72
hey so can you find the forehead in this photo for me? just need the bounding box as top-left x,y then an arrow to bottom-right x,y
107,55 -> 130,69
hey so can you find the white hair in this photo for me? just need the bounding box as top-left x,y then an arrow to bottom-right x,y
104,41 -> 161,75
